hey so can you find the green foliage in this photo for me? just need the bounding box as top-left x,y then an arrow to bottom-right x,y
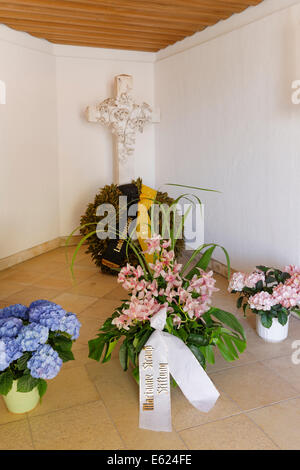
17,373 -> 39,393
37,379 -> 47,399
0,370 -> 13,396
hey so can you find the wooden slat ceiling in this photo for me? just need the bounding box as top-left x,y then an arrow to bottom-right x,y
0,0 -> 264,52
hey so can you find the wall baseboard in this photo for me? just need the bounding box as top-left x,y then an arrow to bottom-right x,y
1,240 -> 235,278
0,236 -> 85,271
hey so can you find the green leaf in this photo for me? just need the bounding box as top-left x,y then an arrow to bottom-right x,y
209,307 -> 246,339
277,310 -> 288,326
229,335 -> 247,353
104,339 -> 118,360
88,337 -> 106,361
292,308 -> 300,317
52,335 -> 73,351
185,246 -> 216,279
132,366 -> 139,384
17,374 -> 39,393
188,344 -> 206,368
119,342 -> 128,371
37,379 -> 47,399
177,327 -> 188,342
187,333 -> 209,346
256,265 -> 269,272
128,342 -> 137,366
136,330 -> 152,354
56,349 -> 74,363
260,313 -> 273,329
200,345 -> 215,364
221,335 -> 239,359
0,370 -> 13,396
237,297 -> 243,309
165,316 -> 174,334
265,276 -> 276,284
16,352 -> 31,371
216,338 -> 236,362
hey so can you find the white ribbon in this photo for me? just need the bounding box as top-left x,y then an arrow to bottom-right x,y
139,307 -> 220,432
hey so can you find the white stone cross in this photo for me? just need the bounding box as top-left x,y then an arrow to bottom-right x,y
86,74 -> 159,184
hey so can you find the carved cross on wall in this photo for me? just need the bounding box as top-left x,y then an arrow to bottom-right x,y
86,74 -> 159,184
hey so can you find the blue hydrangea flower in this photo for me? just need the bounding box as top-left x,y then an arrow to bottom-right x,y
16,322 -> 49,352
58,313 -> 81,340
29,300 -> 56,309
0,304 -> 28,320
0,337 -> 23,371
27,344 -> 62,379
28,302 -> 66,324
38,309 -> 66,332
0,317 -> 23,338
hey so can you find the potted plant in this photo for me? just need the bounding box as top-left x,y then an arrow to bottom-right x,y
88,235 -> 247,379
0,300 -> 81,413
228,265 -> 300,342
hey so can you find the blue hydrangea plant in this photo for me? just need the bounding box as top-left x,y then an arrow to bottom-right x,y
0,301 -> 81,398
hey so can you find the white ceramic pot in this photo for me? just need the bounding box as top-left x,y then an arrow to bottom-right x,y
256,315 -> 289,343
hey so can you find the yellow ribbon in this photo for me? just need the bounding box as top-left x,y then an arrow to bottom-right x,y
136,184 -> 157,264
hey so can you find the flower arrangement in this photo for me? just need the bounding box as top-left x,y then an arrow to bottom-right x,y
88,235 -> 247,379
228,265 -> 300,328
0,300 -> 81,399
78,178 -> 185,274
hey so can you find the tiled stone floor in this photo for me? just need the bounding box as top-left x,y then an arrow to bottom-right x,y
0,247 -> 300,450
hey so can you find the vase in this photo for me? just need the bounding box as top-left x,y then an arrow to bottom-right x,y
3,380 -> 40,414
256,315 -> 289,343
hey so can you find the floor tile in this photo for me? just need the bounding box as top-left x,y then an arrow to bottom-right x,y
1,268 -> 45,285
247,398 -> 300,449
0,398 -> 28,426
80,298 -> 124,320
20,256 -> 67,273
68,273 -> 118,298
0,419 -> 34,450
103,284 -> 128,301
29,401 -> 124,450
172,387 -> 241,432
28,366 -> 99,417
211,362 -> 299,411
3,286 -> 61,305
50,265 -> 97,283
52,292 -> 98,313
0,280 -> 25,299
206,348 -> 258,374
262,355 -> 300,391
179,414 -> 278,450
87,359 -> 187,450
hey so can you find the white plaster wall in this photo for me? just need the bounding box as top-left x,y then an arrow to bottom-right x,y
155,1 -> 300,271
0,26 -> 59,258
54,46 -> 155,236
0,27 -> 155,258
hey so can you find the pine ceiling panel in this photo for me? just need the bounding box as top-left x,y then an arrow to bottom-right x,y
0,1 -> 264,52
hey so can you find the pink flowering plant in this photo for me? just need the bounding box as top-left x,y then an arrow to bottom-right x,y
88,236 -> 247,380
228,265 -> 300,328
